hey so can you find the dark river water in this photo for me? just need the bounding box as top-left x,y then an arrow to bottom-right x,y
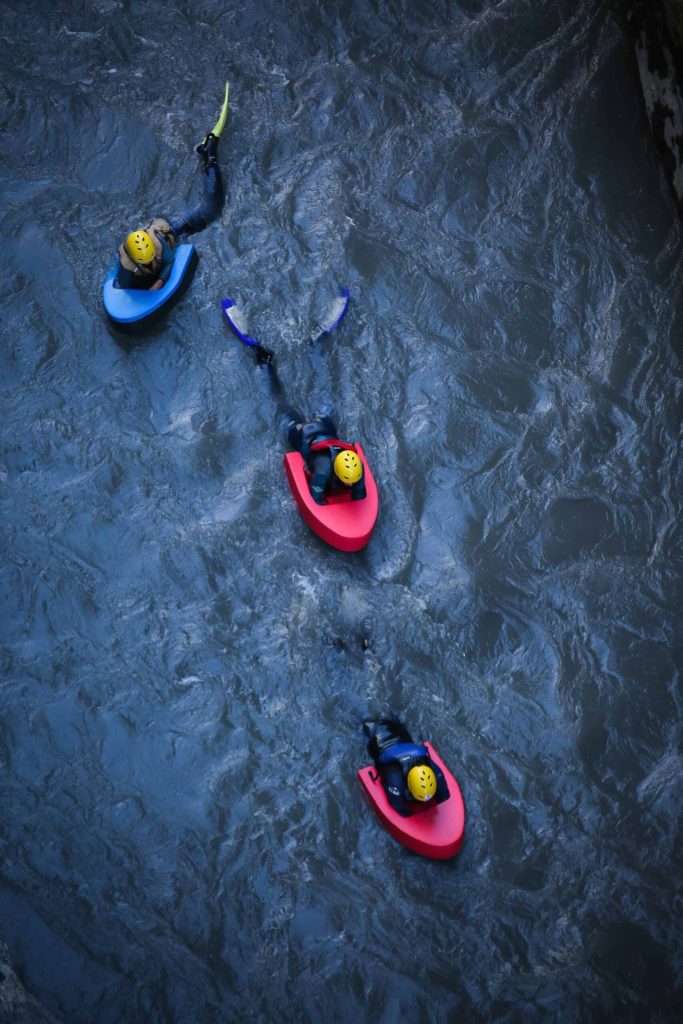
1,1 -> 681,1021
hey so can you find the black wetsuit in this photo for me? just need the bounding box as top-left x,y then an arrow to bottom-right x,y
364,719 -> 450,817
115,157 -> 224,290
282,411 -> 366,505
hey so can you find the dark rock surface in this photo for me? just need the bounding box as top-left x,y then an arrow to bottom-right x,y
615,0 -> 683,205
0,944 -> 62,1024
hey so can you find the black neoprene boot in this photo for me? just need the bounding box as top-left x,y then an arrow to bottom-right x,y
194,132 -> 219,167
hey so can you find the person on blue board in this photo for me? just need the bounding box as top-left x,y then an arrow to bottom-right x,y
115,137 -> 222,291
115,86 -> 229,291
363,718 -> 450,817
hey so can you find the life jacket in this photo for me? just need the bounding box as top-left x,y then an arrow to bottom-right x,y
118,217 -> 177,278
308,438 -> 358,456
377,741 -> 432,806
377,741 -> 430,768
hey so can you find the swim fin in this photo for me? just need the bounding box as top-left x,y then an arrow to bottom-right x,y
195,81 -> 230,156
211,81 -> 230,138
221,298 -> 275,366
309,288 -> 350,344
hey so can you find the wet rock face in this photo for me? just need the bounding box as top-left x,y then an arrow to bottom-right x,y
618,0 -> 683,206
0,943 -> 61,1024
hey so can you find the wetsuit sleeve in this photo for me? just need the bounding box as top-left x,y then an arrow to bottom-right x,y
115,262 -> 143,290
351,464 -> 366,502
157,239 -> 175,283
380,763 -> 408,816
308,451 -> 332,505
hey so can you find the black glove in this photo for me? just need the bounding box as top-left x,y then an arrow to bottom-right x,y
255,344 -> 274,367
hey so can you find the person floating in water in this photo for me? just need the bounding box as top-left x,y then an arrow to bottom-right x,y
363,718 -> 450,817
115,83 -> 229,291
223,291 -> 366,506
281,410 -> 366,505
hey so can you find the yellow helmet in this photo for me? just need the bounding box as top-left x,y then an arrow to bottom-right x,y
125,230 -> 156,265
333,449 -> 362,486
407,765 -> 437,802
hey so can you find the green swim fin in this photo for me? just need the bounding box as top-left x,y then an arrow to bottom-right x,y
211,81 -> 230,138
195,82 -> 230,160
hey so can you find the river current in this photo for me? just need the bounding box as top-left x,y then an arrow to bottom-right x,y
1,1 -> 681,1022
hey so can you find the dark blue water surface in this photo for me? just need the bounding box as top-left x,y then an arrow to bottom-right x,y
1,1 -> 681,1021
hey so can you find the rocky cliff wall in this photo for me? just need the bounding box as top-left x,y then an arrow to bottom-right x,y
617,0 -> 683,206
0,944 -> 62,1024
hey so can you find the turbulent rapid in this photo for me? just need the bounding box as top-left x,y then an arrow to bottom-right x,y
0,1 -> 681,1022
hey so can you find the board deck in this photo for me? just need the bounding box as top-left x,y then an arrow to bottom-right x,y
283,444 -> 378,551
